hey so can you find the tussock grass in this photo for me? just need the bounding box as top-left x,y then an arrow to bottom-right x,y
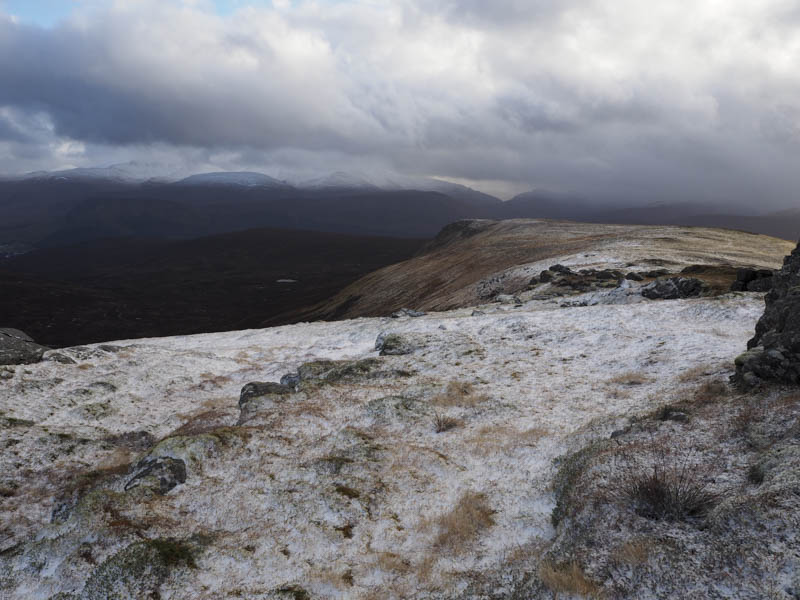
615,445 -> 720,521
433,413 -> 461,433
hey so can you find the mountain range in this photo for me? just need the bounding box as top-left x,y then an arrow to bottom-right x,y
2,164 -> 797,249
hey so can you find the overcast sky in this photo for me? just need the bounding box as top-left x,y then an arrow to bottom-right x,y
0,0 -> 799,204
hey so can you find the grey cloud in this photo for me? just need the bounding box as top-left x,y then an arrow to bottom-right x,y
0,1 -> 798,208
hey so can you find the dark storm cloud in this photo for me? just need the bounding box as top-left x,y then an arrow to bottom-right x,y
0,1 -> 799,206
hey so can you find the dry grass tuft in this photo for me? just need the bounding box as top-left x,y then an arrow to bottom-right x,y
432,492 -> 495,552
539,560 -> 603,598
431,381 -> 488,407
693,379 -> 728,405
677,363 -> 717,383
607,372 -> 651,386
433,413 -> 461,433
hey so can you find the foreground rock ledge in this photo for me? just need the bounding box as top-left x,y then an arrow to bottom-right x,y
734,238 -> 800,387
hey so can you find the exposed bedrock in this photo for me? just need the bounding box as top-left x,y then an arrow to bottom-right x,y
734,240 -> 800,387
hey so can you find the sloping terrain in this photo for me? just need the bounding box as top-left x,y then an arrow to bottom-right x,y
1,223 -> 797,599
280,219 -> 794,324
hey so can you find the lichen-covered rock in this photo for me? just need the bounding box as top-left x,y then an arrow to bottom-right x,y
81,538 -> 196,600
734,240 -> 800,387
375,333 -> 416,355
124,456 -> 187,495
0,328 -> 48,365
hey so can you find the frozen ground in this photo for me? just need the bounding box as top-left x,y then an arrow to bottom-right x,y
0,285 -> 767,598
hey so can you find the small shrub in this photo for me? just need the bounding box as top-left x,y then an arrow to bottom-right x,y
539,560 -> 602,598
433,492 -> 495,552
747,463 -> 765,486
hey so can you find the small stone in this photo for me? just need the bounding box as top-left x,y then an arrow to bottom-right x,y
280,373 -> 300,388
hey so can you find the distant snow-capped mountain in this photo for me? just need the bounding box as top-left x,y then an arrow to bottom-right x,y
11,161 -> 194,183
176,171 -> 290,188
2,164 -> 501,205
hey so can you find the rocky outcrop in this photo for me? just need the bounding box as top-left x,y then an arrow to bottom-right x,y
641,277 -> 706,300
730,268 -> 775,292
0,328 -> 48,365
734,241 -> 800,387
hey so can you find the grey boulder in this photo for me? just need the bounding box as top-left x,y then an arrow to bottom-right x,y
641,277 -> 706,300
0,328 -> 49,365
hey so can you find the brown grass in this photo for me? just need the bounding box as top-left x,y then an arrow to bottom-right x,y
432,492 -> 495,552
539,561 -> 603,598
607,372 -> 651,386
677,363 -> 717,383
375,551 -> 412,575
431,381 -> 488,407
612,539 -> 651,565
193,373 -> 233,390
693,379 -> 728,405
467,424 -> 548,457
171,409 -> 233,436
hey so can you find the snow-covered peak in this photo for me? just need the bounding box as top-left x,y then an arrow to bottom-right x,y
13,161 -> 194,184
297,170 -> 381,190
175,171 -> 290,188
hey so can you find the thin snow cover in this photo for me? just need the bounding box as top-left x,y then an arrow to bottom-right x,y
0,292 -> 764,598
176,171 -> 290,187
